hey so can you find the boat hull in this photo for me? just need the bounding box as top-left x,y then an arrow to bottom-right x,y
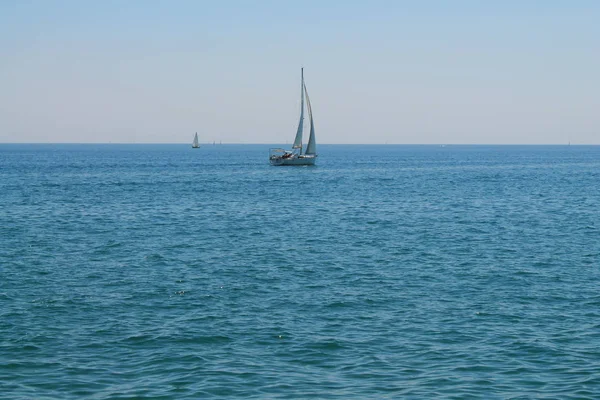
270,155 -> 316,166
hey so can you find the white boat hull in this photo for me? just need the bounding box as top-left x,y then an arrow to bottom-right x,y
270,155 -> 316,166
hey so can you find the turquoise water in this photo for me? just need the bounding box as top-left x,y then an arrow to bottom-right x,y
1,144 -> 599,399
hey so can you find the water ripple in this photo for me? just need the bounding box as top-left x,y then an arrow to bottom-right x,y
1,144 -> 600,398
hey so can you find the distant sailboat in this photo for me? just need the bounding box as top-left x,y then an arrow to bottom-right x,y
192,132 -> 200,148
269,68 -> 317,166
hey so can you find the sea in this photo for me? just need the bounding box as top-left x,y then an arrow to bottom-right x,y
1,144 -> 599,399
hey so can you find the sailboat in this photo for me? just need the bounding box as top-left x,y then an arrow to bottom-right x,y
192,132 -> 200,148
269,68 -> 317,166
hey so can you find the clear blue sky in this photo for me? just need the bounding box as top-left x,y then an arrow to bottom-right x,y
1,0 -> 598,144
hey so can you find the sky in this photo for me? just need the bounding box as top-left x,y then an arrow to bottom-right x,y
1,0 -> 599,144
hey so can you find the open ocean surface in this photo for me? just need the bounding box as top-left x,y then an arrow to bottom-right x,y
1,144 -> 600,399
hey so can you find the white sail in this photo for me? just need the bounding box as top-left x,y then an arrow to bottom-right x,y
192,132 -> 199,148
292,68 -> 304,149
304,83 -> 316,156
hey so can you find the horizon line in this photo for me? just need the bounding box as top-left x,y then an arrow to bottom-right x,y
0,142 -> 597,146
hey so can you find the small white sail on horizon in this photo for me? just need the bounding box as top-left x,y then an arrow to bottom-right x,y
192,132 -> 200,148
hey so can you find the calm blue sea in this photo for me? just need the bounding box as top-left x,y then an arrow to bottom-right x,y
1,144 -> 599,399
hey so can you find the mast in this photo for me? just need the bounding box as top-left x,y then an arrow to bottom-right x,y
292,68 -> 304,151
304,82 -> 316,156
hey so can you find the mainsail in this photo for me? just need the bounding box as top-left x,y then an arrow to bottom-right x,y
292,68 -> 305,150
192,132 -> 199,148
304,83 -> 316,156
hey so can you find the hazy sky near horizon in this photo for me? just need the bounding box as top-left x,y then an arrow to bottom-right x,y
1,1 -> 599,144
